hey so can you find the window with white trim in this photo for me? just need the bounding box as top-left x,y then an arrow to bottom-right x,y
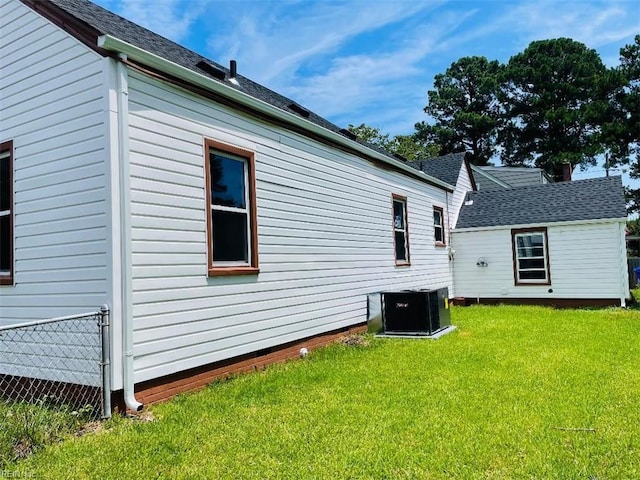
205,140 -> 259,276
392,195 -> 410,265
433,206 -> 445,245
0,141 -> 13,285
512,228 -> 550,285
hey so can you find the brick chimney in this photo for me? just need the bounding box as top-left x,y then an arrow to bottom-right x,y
562,162 -> 572,182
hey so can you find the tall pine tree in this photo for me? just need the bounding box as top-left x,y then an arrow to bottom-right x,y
415,56 -> 501,165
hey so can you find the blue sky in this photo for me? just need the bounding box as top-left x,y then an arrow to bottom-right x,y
94,0 -> 639,180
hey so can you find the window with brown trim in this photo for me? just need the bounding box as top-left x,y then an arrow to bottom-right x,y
433,206 -> 445,245
392,194 -> 410,265
205,139 -> 259,276
511,227 -> 551,285
0,141 -> 13,285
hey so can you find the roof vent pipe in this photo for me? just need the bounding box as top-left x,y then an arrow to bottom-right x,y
229,59 -> 239,85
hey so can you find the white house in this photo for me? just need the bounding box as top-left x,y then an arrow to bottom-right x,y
0,0 -> 456,409
451,176 -> 629,307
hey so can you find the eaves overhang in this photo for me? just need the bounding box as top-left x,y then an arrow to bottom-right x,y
97,34 -> 454,192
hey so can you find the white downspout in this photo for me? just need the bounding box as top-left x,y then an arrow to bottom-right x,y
445,190 -> 454,297
116,54 -> 143,412
619,221 -> 629,308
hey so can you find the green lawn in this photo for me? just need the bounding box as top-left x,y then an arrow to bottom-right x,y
6,305 -> 640,479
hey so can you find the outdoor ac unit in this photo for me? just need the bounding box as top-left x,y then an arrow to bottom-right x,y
381,287 -> 450,336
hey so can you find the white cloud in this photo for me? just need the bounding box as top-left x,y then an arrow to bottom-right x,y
285,12 -> 471,128
496,1 -> 639,56
93,0 -> 639,137
204,2 -> 478,134
206,1 -> 444,84
111,0 -> 210,43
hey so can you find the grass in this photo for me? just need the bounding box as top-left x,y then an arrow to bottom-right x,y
5,305 -> 640,479
0,398 -> 95,467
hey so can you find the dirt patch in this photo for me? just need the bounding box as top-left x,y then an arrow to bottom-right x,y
76,421 -> 105,437
339,334 -> 370,347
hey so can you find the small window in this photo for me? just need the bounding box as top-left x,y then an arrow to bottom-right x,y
392,195 -> 410,265
205,140 -> 259,276
512,228 -> 550,285
433,206 -> 445,245
0,141 -> 13,286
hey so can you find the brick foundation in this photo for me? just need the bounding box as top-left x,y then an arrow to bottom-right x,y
112,323 -> 366,411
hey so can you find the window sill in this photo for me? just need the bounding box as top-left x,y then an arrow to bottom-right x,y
209,267 -> 260,277
0,277 -> 13,286
435,242 -> 446,247
394,261 -> 411,267
514,281 -> 551,286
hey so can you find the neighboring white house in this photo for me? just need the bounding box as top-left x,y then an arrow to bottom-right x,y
1,0 -> 456,408
451,176 -> 629,307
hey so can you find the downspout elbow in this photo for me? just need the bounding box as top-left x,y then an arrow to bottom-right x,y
125,387 -> 143,412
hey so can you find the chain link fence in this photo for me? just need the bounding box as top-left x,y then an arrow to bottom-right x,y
0,307 -> 111,423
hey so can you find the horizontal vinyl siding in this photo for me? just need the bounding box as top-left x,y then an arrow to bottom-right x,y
450,165 -> 472,229
447,164 -> 473,297
0,319 -> 101,386
452,222 -> 624,300
128,71 -> 451,382
0,1 -> 108,325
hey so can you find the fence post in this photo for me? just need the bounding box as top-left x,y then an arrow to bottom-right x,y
100,304 -> 112,419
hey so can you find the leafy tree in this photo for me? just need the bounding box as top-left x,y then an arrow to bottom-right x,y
347,123 -> 391,149
415,56 -> 502,165
347,124 -> 438,161
628,219 -> 640,257
499,38 -> 610,179
603,35 -> 640,213
389,134 -> 440,161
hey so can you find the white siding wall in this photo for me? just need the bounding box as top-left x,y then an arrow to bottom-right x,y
127,72 -> 451,382
0,1 -> 109,325
444,163 -> 473,298
452,221 -> 627,301
449,163 -> 473,229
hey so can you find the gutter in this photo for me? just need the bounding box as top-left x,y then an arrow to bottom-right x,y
453,217 -> 629,234
96,34 -> 453,193
116,53 -> 143,413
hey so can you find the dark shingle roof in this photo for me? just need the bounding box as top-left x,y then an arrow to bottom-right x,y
407,152 -> 466,186
43,0 -> 433,178
46,0 -> 342,131
456,176 -> 627,229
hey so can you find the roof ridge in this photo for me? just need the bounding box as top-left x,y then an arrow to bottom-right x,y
458,175 -> 626,228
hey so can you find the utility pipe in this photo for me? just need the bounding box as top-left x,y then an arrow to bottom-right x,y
100,304 -> 112,418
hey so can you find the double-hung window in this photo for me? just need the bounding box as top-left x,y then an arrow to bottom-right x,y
0,141 -> 13,285
205,140 -> 259,276
433,206 -> 445,245
392,194 -> 410,265
512,228 -> 550,285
